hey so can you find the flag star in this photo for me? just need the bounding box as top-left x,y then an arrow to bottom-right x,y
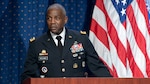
121,0 -> 127,6
115,0 -> 120,5
120,8 -> 126,16
146,3 -> 150,13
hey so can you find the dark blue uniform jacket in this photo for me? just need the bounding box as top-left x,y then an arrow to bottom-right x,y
21,28 -> 112,82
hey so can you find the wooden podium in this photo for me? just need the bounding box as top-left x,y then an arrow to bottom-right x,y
23,78 -> 150,84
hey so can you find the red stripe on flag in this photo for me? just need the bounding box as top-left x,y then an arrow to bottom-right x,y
90,19 -> 109,49
96,0 -> 127,68
137,0 -> 150,32
136,0 -> 150,77
127,41 -> 144,77
127,5 -> 147,58
127,1 -> 150,77
106,17 -> 127,67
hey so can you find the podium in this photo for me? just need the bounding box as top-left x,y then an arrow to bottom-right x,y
23,78 -> 150,84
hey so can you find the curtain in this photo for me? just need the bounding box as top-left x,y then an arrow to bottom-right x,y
0,0 -> 95,84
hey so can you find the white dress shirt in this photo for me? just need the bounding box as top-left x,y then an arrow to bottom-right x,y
50,27 -> 65,46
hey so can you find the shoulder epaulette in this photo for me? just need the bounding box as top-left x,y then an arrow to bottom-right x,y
80,31 -> 86,35
29,37 -> 35,42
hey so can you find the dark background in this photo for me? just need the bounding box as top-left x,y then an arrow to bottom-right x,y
0,0 -> 95,84
0,0 -> 150,84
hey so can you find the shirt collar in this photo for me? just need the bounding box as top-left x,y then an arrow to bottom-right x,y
50,27 -> 66,45
50,27 -> 65,38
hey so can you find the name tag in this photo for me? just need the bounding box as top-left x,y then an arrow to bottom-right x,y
38,56 -> 48,61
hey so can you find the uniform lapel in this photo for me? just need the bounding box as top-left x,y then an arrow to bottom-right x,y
42,31 -> 60,56
62,29 -> 76,58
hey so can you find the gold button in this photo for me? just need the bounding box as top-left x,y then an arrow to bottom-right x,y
73,63 -> 78,68
78,56 -> 81,59
62,68 -> 65,72
82,61 -> 85,67
61,60 -> 65,63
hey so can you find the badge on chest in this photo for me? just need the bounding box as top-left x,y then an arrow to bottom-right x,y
70,41 -> 84,58
38,50 -> 48,63
70,41 -> 84,53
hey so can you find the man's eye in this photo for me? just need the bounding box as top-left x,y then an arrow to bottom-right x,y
47,17 -> 51,20
55,17 -> 61,20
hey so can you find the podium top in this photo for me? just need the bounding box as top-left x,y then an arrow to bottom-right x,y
23,77 -> 150,84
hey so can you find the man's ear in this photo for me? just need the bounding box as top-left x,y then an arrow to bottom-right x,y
65,16 -> 68,24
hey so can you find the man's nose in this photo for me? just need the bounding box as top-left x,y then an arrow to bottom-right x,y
51,18 -> 55,23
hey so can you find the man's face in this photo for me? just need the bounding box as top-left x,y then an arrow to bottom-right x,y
46,8 -> 68,35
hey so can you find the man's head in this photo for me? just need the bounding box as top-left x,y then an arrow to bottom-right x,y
46,3 -> 68,35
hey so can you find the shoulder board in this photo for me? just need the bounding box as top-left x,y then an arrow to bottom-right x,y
29,37 -> 35,42
80,31 -> 86,35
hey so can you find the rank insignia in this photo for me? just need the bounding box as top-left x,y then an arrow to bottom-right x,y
80,31 -> 86,35
30,37 -> 35,42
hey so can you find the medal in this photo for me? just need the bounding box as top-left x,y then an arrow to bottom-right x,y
39,50 -> 48,56
38,50 -> 48,61
41,66 -> 48,73
70,42 -> 84,53
73,63 -> 78,68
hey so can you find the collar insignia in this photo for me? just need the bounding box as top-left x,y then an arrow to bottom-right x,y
69,35 -> 72,39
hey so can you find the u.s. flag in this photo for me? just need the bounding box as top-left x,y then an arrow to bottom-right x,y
89,0 -> 150,77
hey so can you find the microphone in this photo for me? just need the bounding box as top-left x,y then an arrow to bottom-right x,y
84,72 -> 88,78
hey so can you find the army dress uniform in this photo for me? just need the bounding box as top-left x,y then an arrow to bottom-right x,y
21,28 -> 112,82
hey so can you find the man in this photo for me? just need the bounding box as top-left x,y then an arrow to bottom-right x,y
21,3 -> 112,83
